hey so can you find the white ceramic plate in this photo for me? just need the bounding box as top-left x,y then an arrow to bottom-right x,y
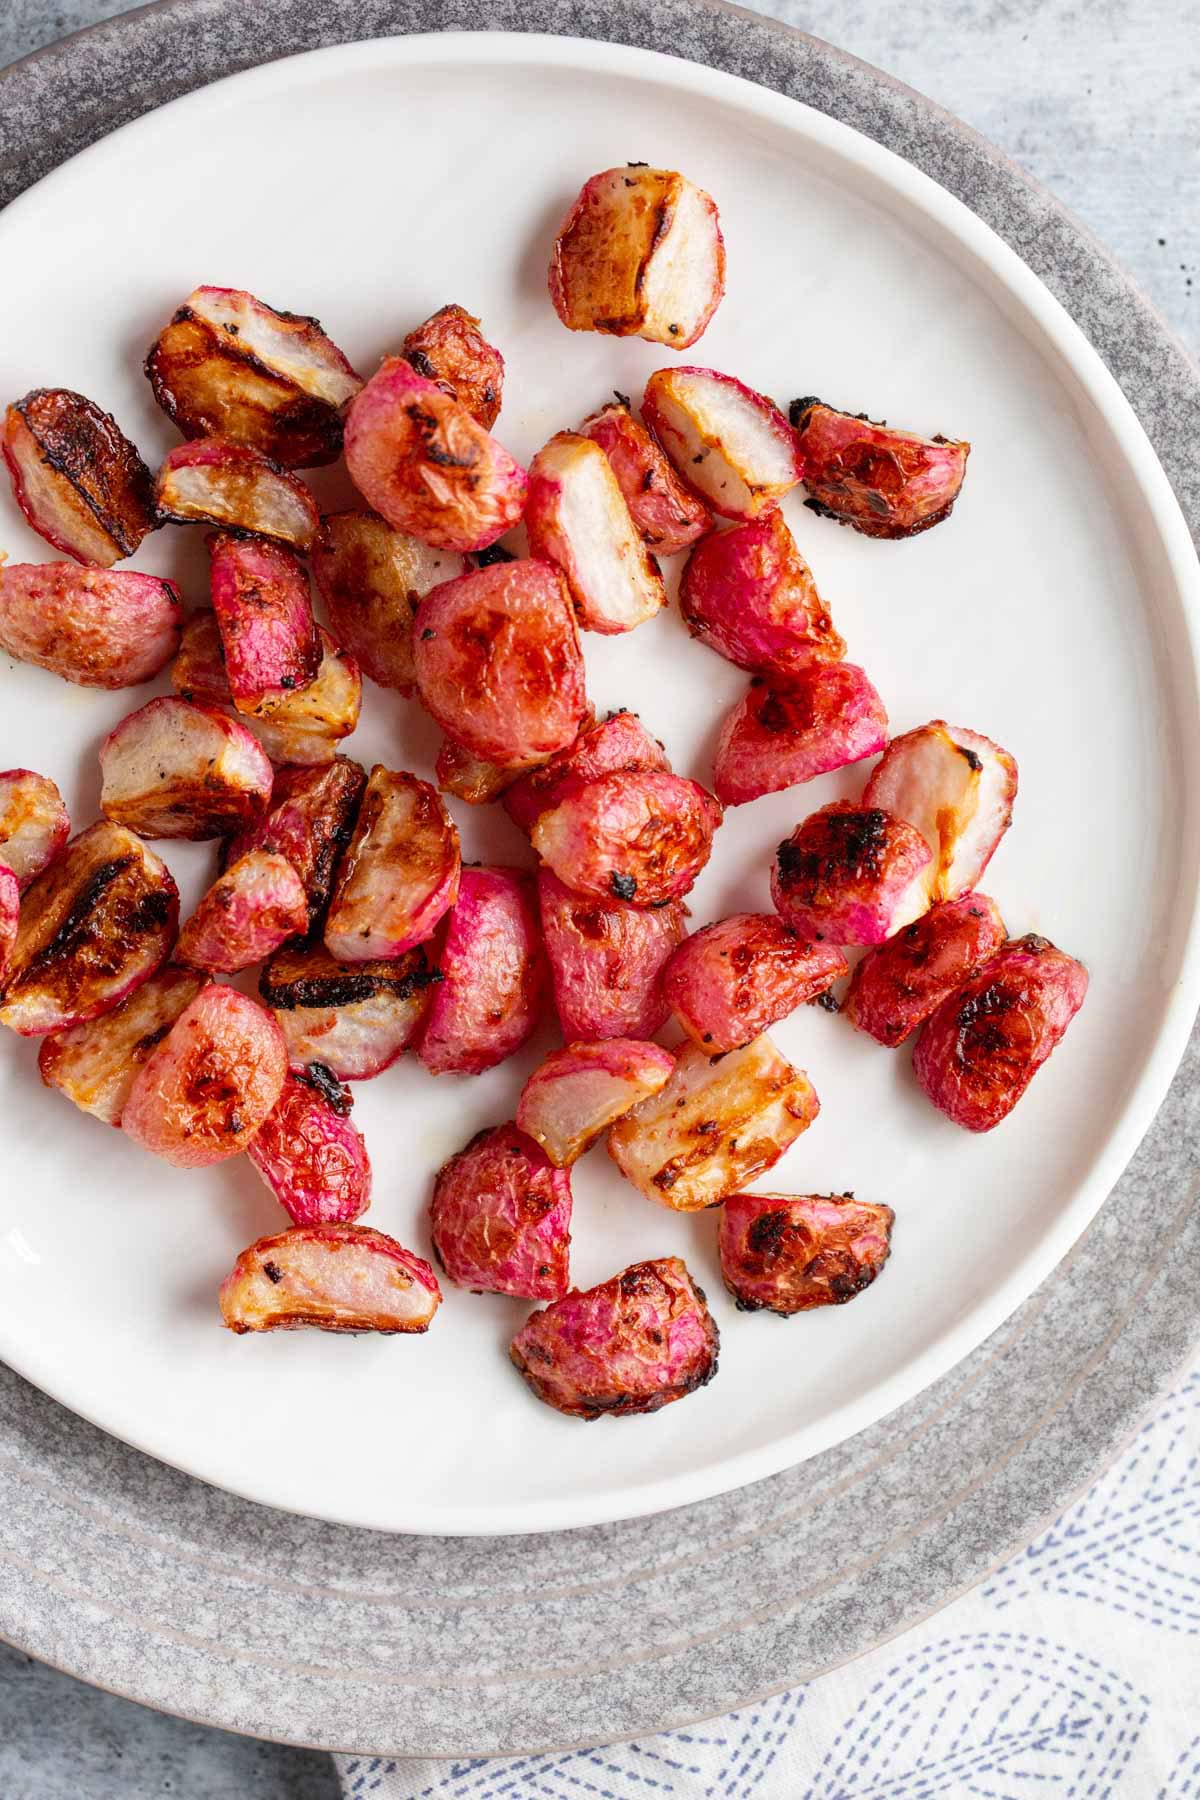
0,32 -> 1197,1537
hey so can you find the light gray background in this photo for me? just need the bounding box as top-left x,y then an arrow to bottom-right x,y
0,0 -> 1196,1794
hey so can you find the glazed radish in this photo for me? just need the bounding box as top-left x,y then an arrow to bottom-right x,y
343,358 -> 527,553
37,964 -> 204,1126
145,285 -> 361,468
579,399 -> 711,554
538,869 -> 687,1041
311,510 -> 465,694
525,432 -> 666,634
863,721 -> 1018,901
401,303 -> 504,429
0,822 -> 177,1037
516,1039 -> 675,1166
679,510 -> 844,675
790,398 -> 969,538
608,1035 -> 819,1211
531,770 -> 721,907
99,696 -> 273,839
3,388 -> 155,566
122,985 -> 286,1168
247,1073 -> 372,1225
0,865 -> 18,990
177,851 -> 308,974
207,532 -> 320,713
510,1256 -> 719,1419
324,767 -> 460,961
219,1225 -> 440,1333
0,769 -> 69,888
772,801 -> 933,946
503,710 -> 666,834
549,168 -> 725,349
154,439 -> 320,551
913,934 -> 1089,1131
430,1123 -> 572,1300
0,563 -> 180,688
642,367 -> 802,520
719,1192 -> 895,1314
713,665 -> 889,806
417,867 -> 545,1076
413,559 -> 587,763
844,892 -> 1007,1047
260,940 -> 439,1080
662,914 -> 847,1052
225,757 -> 366,924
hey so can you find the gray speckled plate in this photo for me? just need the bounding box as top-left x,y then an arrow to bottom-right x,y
0,0 -> 1198,1757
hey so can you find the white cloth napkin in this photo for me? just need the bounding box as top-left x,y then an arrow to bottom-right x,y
334,1353 -> 1200,1798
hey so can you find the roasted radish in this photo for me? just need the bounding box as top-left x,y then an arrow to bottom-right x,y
430,1123 -> 572,1300
417,867 -> 544,1076
225,757 -> 366,924
207,532 -> 321,713
719,1191 -> 894,1314
516,1039 -> 675,1166
679,509 -> 844,675
247,1072 -> 371,1225
177,851 -> 308,974
99,696 -> 273,840
0,823 -> 177,1037
510,1256 -> 718,1418
37,964 -> 204,1125
3,388 -> 155,566
662,914 -> 847,1052
0,562 -> 180,688
503,710 -> 666,834
402,303 -> 504,429
155,439 -> 320,551
844,892 -> 1007,1047
219,1225 -> 440,1333
643,368 -> 802,520
311,510 -> 465,694
713,665 -> 888,807
790,398 -> 969,538
549,168 -> 724,349
0,865 -> 18,990
324,767 -> 459,961
344,358 -> 527,553
531,770 -> 721,907
863,721 -> 1018,902
913,933 -> 1088,1131
0,769 -> 69,888
608,1035 -> 819,1211
169,609 -> 232,708
260,939 -> 439,1079
525,432 -> 666,634
772,801 -> 932,946
145,286 -> 361,468
579,399 -> 711,554
412,559 -> 587,763
538,869 -> 686,1040
249,629 -> 361,765
435,738 -> 534,805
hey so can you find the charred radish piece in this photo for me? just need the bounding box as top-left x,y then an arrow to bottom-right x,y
913,933 -> 1088,1131
225,757 -> 366,924
247,1073 -> 371,1225
37,964 -> 204,1126
662,914 -> 847,1052
122,985 -> 286,1167
220,1225 -> 440,1334
844,892 -> 1007,1047
0,823 -> 178,1037
177,851 -> 308,974
713,665 -> 888,807
609,1035 -> 819,1211
155,439 -> 320,552
517,1039 -> 675,1167
503,710 -> 666,835
261,940 -> 439,1080
772,802 -> 932,946
207,532 -> 320,714
401,304 -> 504,430
0,563 -> 180,689
579,400 -> 711,555
719,1192 -> 894,1314
510,1256 -> 718,1419
417,867 -> 544,1076
431,1123 -> 572,1300
99,697 -> 273,840
525,432 -> 666,634
538,869 -> 686,1041
863,721 -> 1018,902
0,769 -> 69,889
311,510 -> 465,694
324,767 -> 459,961
531,769 -> 721,907
680,510 -> 843,675
549,168 -> 724,350
344,358 -> 527,553
790,398 -> 969,539
0,865 -> 18,989
145,286 -> 361,468
3,388 -> 155,566
413,559 -> 587,763
643,368 -> 802,520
